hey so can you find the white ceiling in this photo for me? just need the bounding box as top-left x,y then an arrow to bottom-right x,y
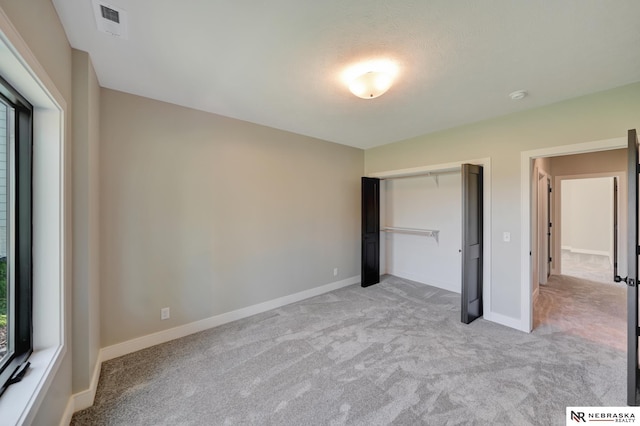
52,0 -> 640,149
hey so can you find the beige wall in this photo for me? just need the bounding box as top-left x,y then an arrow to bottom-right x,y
0,0 -> 74,424
71,49 -> 101,394
365,82 -> 640,320
551,149 -> 626,176
100,89 -> 363,346
0,0 -> 71,99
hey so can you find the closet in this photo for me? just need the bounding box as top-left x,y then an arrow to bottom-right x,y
383,171 -> 460,291
361,164 -> 483,324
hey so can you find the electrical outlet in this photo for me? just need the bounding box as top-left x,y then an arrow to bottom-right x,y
161,307 -> 170,320
333,268 -> 338,276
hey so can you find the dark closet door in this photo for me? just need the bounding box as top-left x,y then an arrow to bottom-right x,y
547,177 -> 552,277
461,164 -> 483,324
628,129 -> 639,406
614,176 -> 619,282
361,177 -> 380,287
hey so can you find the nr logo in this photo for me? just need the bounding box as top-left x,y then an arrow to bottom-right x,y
571,411 -> 586,422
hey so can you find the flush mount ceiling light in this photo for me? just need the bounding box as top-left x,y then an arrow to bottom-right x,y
509,90 -> 528,100
349,71 -> 393,99
343,60 -> 399,99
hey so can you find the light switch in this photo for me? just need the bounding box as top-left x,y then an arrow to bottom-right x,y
503,232 -> 511,242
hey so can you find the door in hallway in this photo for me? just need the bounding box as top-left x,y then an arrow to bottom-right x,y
546,177 -> 552,278
538,173 -> 551,284
627,128 -> 639,406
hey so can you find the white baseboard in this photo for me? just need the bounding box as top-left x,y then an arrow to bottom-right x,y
59,398 -> 74,426
388,269 -> 461,294
570,248 -> 610,257
563,246 -> 610,257
485,311 -> 529,332
71,354 -> 103,412
68,275 -> 359,414
102,275 -> 359,361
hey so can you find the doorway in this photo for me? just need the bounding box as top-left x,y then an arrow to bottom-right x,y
521,139 -> 627,331
524,134 -> 640,406
560,176 -> 618,284
530,154 -> 626,327
529,152 -> 628,353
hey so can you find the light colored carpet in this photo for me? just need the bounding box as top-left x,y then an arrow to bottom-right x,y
561,249 -> 619,285
535,273 -> 626,351
71,275 -> 625,425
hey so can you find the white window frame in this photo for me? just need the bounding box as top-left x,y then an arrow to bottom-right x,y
0,8 -> 67,425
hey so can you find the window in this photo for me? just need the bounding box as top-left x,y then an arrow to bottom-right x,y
0,75 -> 33,397
0,15 -> 65,424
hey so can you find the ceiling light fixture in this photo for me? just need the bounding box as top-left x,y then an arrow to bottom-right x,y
343,60 -> 398,99
509,90 -> 528,100
349,71 -> 393,99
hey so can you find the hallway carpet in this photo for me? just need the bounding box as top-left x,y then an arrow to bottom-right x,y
535,273 -> 626,352
560,249 -> 617,285
71,275 -> 625,425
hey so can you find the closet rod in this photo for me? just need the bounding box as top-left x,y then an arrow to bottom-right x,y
382,227 -> 439,242
378,169 -> 460,181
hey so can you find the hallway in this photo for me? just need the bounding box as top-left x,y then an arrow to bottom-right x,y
534,274 -> 626,351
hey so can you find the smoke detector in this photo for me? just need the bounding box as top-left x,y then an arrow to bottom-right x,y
92,0 -> 128,39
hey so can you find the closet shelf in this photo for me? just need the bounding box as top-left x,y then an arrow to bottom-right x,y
381,227 -> 439,242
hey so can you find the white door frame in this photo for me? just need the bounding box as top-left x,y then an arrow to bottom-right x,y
520,137 -> 626,332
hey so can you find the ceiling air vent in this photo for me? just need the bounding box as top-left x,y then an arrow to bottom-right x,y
92,0 -> 128,39
101,5 -> 120,23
